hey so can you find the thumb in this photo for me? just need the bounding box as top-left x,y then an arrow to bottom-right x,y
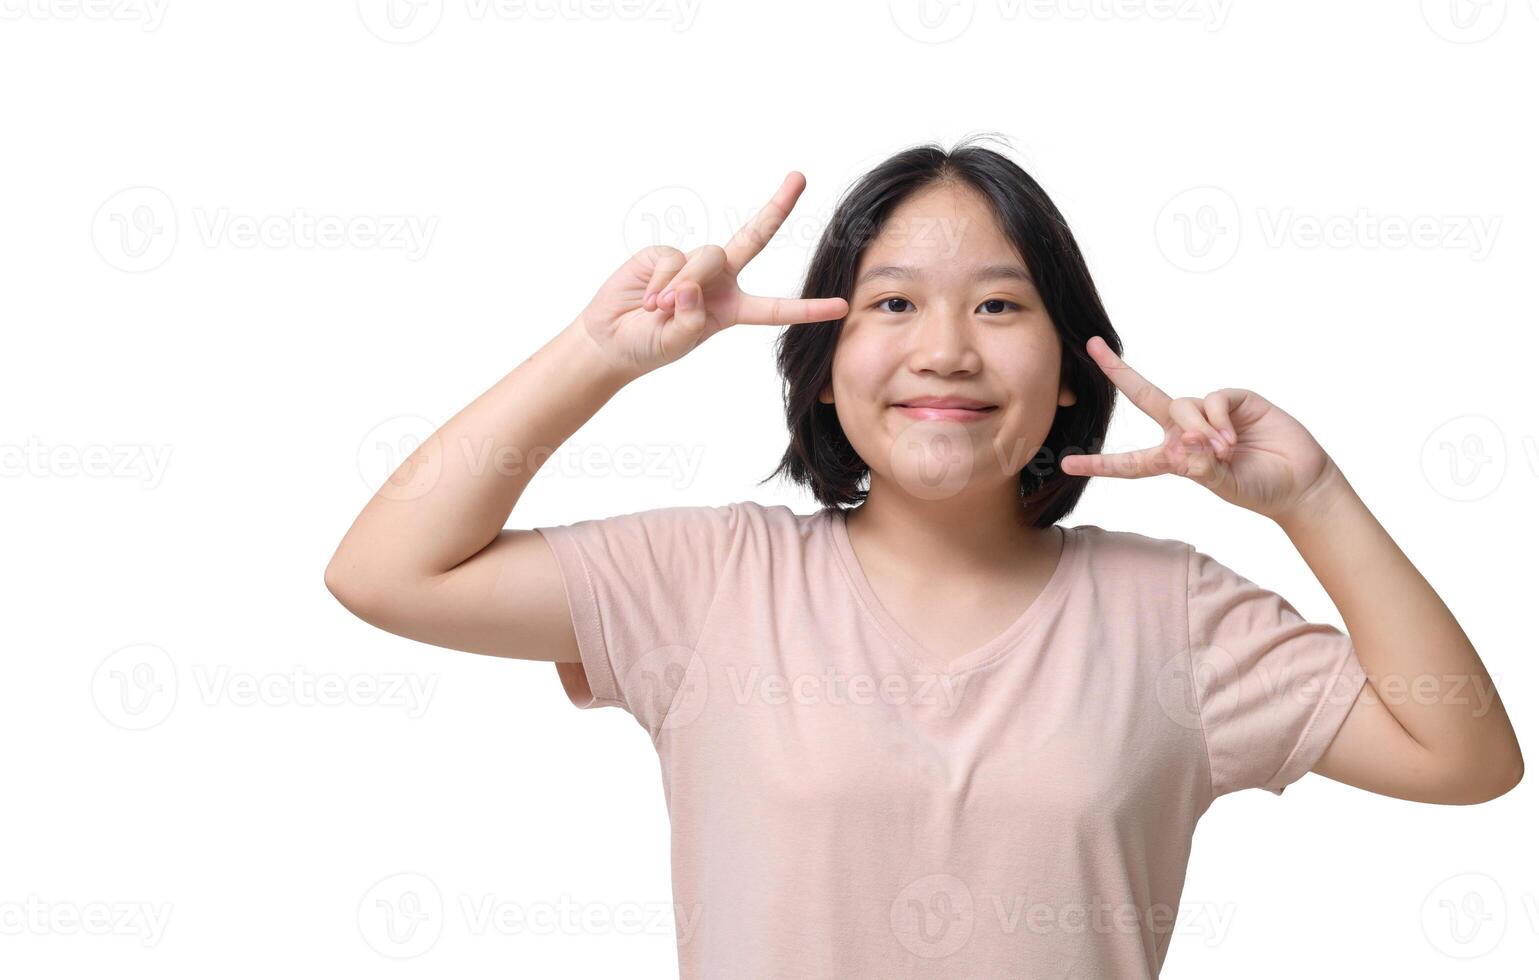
666,278 -> 710,353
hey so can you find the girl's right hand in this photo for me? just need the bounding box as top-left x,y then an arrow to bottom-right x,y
577,171 -> 850,381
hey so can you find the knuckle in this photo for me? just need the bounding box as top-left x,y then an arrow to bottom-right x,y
643,244 -> 686,265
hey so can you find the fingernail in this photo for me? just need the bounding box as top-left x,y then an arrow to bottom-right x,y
1223,428 -> 1236,444
643,291 -> 655,308
660,288 -> 674,306
1208,437 -> 1225,455
677,285 -> 697,309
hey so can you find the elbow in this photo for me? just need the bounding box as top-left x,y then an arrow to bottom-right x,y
1475,735 -> 1525,803
1437,749 -> 1523,805
325,552 -> 381,618
324,560 -> 356,612
1487,751 -> 1524,802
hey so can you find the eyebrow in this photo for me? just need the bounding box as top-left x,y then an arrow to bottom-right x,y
855,263 -> 1035,289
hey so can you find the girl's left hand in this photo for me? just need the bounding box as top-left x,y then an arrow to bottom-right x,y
1058,336 -> 1343,524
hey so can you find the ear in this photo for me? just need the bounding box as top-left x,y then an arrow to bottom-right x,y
1058,379 -> 1076,408
819,382 -> 834,404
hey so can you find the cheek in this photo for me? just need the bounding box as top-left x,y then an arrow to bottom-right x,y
993,333 -> 1063,406
830,335 -> 898,404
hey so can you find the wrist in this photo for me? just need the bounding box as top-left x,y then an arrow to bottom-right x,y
1273,459 -> 1355,537
562,314 -> 642,392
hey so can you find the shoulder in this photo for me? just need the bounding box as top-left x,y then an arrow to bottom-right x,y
1068,522 -> 1191,568
717,499 -> 832,553
558,499 -> 825,549
1065,523 -> 1194,610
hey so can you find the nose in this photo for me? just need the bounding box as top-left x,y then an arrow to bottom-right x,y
905,304 -> 982,376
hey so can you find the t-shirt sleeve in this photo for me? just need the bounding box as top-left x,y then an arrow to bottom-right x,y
533,502 -> 740,736
1184,542 -> 1368,798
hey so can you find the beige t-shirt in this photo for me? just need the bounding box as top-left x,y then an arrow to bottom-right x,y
534,500 -> 1367,978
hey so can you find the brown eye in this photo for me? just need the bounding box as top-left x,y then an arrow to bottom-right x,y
878,297 -> 912,314
979,299 -> 1019,314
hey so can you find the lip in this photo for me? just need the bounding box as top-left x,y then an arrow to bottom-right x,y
891,398 -> 998,423
894,395 -> 996,410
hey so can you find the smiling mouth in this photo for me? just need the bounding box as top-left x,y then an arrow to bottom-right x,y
891,403 -> 998,421
892,403 -> 997,410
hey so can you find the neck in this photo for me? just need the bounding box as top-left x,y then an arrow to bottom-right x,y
842,476 -> 1058,583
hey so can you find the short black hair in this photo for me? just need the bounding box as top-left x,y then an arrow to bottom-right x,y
761,133 -> 1123,527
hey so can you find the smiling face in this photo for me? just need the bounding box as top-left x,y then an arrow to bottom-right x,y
818,181 -> 1077,506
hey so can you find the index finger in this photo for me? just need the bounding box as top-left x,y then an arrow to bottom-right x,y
1087,335 -> 1172,427
722,171 -> 805,276
737,292 -> 850,327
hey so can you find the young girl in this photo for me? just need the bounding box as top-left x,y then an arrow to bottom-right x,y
325,138 -> 1522,978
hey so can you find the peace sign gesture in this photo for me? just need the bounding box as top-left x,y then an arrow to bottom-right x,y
578,172 -> 850,381
1059,337 -> 1342,524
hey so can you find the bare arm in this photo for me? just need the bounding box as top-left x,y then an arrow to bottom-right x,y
1060,338 -> 1522,805
323,172 -> 849,664
1283,465 -> 1524,805
324,319 -> 632,662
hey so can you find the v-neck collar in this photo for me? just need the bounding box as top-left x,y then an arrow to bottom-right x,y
824,507 -> 1080,677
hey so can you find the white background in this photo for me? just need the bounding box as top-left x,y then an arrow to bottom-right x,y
3,0 -> 1536,976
